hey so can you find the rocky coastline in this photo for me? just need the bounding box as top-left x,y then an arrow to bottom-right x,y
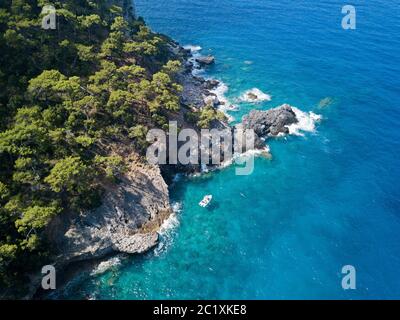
32,41 -> 302,299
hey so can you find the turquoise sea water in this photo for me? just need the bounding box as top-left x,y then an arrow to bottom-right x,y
60,0 -> 400,299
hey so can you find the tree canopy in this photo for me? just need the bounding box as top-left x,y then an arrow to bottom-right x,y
0,0 -> 183,293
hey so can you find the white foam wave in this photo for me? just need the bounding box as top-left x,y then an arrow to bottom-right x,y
210,82 -> 229,105
220,146 -> 271,168
201,163 -> 209,173
158,211 -> 180,236
183,45 -> 202,52
209,81 -> 237,122
239,88 -> 272,103
184,44 -> 205,76
183,44 -> 237,120
287,107 -> 322,136
154,202 -> 182,256
159,203 -> 181,240
237,146 -> 271,161
91,257 -> 121,276
172,201 -> 183,214
162,202 -> 182,232
172,173 -> 184,184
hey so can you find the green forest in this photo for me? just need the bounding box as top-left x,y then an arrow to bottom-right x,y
0,0 -> 186,294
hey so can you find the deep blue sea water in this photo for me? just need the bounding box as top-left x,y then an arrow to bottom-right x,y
60,0 -> 400,299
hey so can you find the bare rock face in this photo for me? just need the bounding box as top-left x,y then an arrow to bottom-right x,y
46,157 -> 171,267
242,104 -> 298,137
177,74 -> 221,110
177,74 -> 207,108
112,233 -> 159,254
204,79 -> 220,90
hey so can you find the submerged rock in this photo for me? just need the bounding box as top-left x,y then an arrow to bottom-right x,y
247,92 -> 259,101
242,104 -> 298,137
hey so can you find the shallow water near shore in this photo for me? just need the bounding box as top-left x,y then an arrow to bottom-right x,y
59,0 -> 400,299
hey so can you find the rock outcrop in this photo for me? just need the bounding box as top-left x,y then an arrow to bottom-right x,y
177,74 -> 209,108
242,104 -> 298,137
204,79 -> 220,90
176,73 -> 221,109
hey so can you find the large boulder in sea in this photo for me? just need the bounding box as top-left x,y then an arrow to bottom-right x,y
196,55 -> 215,66
242,104 -> 298,137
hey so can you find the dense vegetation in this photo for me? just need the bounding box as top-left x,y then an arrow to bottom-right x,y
0,0 -> 184,294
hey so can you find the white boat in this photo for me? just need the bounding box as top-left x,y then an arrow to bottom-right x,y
199,195 -> 213,208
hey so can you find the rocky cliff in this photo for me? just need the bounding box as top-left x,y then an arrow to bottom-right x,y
34,41 -> 301,299
46,154 -> 171,267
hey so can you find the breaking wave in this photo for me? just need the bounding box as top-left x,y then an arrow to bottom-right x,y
154,202 -> 182,256
209,81 -> 237,122
91,257 -> 122,276
287,107 -> 322,136
183,44 -> 205,76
